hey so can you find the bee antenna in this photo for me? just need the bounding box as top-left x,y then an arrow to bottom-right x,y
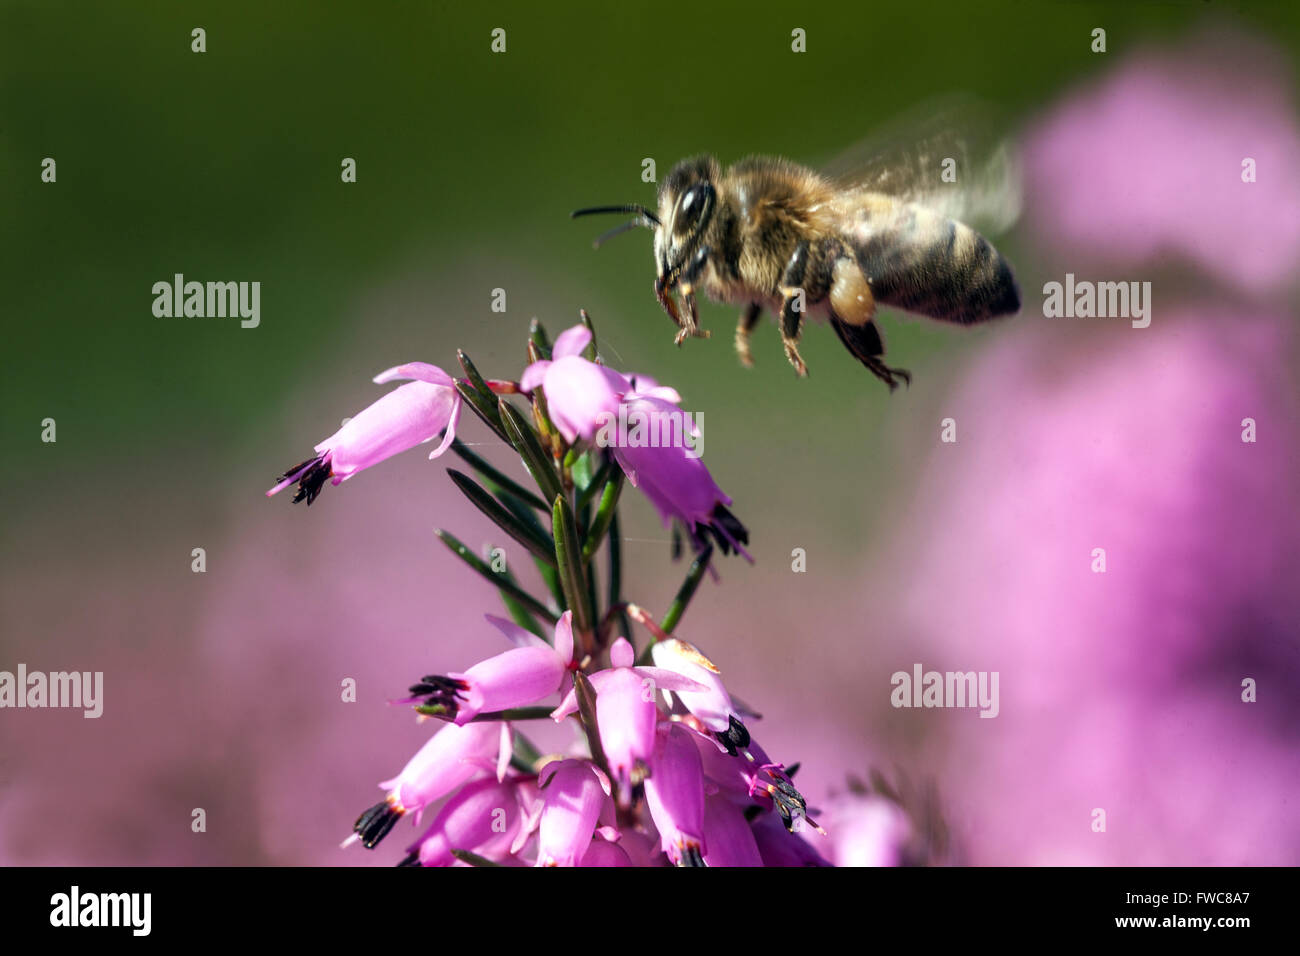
571,204 -> 661,226
591,219 -> 647,249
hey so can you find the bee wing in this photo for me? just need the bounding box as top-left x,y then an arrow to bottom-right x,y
820,94 -> 1022,236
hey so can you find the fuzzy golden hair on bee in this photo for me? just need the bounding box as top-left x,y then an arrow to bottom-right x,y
573,101 -> 1022,389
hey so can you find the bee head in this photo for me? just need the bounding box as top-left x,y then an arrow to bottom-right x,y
569,155 -> 719,326
654,156 -> 720,287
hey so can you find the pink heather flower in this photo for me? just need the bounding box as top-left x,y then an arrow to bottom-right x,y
400,776 -> 533,867
643,724 -> 708,867
688,729 -> 819,835
267,362 -> 462,505
1023,30 -> 1300,295
520,326 -> 625,444
651,637 -> 750,751
701,796 -> 764,867
578,836 -> 634,867
550,637 -> 706,794
521,326 -> 686,446
817,793 -> 912,867
751,811 -> 832,867
866,307 -> 1300,864
738,737 -> 820,834
611,394 -> 750,558
614,828 -> 667,867
520,323 -> 745,558
401,612 -> 576,725
350,719 -> 509,849
535,759 -> 612,866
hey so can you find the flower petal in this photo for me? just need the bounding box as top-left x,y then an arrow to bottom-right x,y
553,325 -> 593,359
373,361 -> 455,387
318,380 -> 459,479
553,610 -> 575,663
425,391 -> 462,460
485,614 -> 551,650
632,665 -> 709,695
520,359 -> 551,394
609,637 -> 635,669
542,356 -> 623,444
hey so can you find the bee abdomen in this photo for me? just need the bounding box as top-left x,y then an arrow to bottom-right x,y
849,205 -> 1020,325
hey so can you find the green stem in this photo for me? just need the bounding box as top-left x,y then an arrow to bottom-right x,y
575,455 -> 613,512
458,349 -> 500,406
606,510 -> 631,643
661,545 -> 714,634
435,529 -> 558,624
528,317 -> 552,359
581,469 -> 624,563
474,706 -> 556,721
579,308 -> 598,360
450,438 -> 548,512
552,494 -> 596,652
454,381 -> 510,444
448,469 -> 557,567
500,399 -> 564,505
573,671 -> 611,779
450,850 -> 501,867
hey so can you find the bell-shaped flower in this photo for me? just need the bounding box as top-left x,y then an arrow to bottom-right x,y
399,776 -> 533,867
685,727 -> 820,836
402,612 -> 575,725
535,759 -> 612,866
701,795 -> 764,867
578,836 -> 634,867
550,637 -> 706,794
521,327 -> 623,445
520,325 -> 682,445
751,811 -> 832,867
610,395 -> 750,558
349,719 -> 509,850
738,737 -> 822,834
267,362 -> 461,505
651,637 -> 750,751
819,792 -> 912,867
643,724 -> 708,867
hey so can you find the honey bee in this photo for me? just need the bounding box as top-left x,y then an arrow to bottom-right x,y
573,106 -> 1022,389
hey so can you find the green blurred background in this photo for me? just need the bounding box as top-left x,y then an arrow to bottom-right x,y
3,1 -> 1299,864
8,0 -> 1297,503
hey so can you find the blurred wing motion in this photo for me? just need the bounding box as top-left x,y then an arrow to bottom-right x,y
821,94 -> 1023,236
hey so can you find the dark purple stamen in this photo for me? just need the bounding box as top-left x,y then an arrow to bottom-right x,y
273,453 -> 333,505
693,504 -> 749,556
404,674 -> 470,719
678,843 -> 707,868
716,714 -> 751,755
353,799 -> 403,849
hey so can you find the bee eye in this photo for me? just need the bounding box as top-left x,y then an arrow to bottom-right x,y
676,184 -> 711,233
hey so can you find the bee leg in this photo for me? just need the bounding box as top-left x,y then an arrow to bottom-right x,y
780,301 -> 808,377
655,275 -> 684,330
829,315 -> 912,392
735,302 -> 762,368
778,241 -> 811,377
673,246 -> 713,346
827,256 -> 911,391
674,290 -> 712,346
